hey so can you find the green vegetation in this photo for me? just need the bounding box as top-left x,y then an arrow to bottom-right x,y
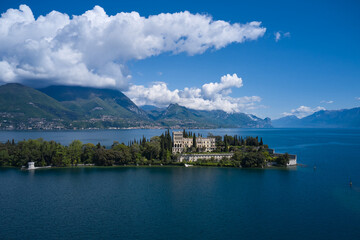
192,133 -> 197,148
0,131 -> 290,168
0,83 -> 153,130
274,153 -> 290,166
190,134 -> 270,168
0,131 -> 175,167
0,83 -> 76,120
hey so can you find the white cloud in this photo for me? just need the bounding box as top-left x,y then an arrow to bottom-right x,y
202,73 -> 243,98
275,32 -> 281,42
283,105 -> 326,118
125,73 -> 261,113
283,32 -> 290,37
321,100 -> 334,104
0,5 -> 266,89
274,31 -> 290,42
356,97 -> 360,101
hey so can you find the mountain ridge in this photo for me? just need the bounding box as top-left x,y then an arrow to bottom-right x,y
0,83 -> 273,130
272,107 -> 360,128
39,85 -> 149,119
145,103 -> 272,128
0,83 -> 78,120
1,83 -> 359,130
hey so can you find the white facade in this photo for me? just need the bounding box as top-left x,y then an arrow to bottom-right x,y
172,131 -> 216,153
28,162 -> 35,169
287,157 -> 297,166
196,136 -> 216,152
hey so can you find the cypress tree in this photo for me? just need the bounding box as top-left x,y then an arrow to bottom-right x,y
160,135 -> 165,161
142,136 -> 146,147
167,130 -> 172,152
192,133 -> 197,148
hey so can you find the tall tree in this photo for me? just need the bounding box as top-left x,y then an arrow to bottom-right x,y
192,133 -> 197,148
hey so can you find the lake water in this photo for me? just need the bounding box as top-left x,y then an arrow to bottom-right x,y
1,128 -> 360,239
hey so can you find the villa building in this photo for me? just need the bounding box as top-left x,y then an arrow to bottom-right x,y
172,131 -> 216,153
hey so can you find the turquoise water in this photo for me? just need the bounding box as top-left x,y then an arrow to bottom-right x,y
1,129 -> 360,239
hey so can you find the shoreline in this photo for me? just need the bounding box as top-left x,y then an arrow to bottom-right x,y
1,132 -> 296,169
11,164 -> 297,171
0,126 -> 270,132
1,127 -> 360,132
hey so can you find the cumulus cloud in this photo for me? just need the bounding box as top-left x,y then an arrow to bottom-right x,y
283,105 -> 326,118
0,5 -> 266,88
274,31 -> 290,42
125,73 -> 261,113
202,73 -> 243,98
356,97 -> 360,101
321,100 -> 334,104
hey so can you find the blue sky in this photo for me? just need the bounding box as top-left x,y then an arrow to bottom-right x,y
0,0 -> 359,119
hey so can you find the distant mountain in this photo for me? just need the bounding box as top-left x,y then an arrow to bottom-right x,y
149,103 -> 272,128
141,105 -> 165,111
272,115 -> 301,128
153,103 -> 214,128
3,83 -> 359,130
273,107 -> 360,128
141,105 -> 166,119
202,111 -> 272,128
0,83 -> 77,120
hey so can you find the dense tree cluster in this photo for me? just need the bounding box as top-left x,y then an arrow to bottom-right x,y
209,134 -> 266,152
231,149 -> 268,168
0,130 -> 177,167
274,153 -> 290,166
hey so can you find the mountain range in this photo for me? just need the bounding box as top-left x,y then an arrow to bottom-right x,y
145,103 -> 272,128
272,108 -> 360,128
1,83 -> 359,130
0,83 -> 271,130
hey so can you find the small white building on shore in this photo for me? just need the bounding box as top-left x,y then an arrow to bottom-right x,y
28,162 -> 35,169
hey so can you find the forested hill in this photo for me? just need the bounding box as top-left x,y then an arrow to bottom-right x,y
0,83 -> 153,129
0,83 -> 78,120
39,85 -> 149,118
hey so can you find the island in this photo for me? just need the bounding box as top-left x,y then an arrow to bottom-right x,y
0,130 -> 296,169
